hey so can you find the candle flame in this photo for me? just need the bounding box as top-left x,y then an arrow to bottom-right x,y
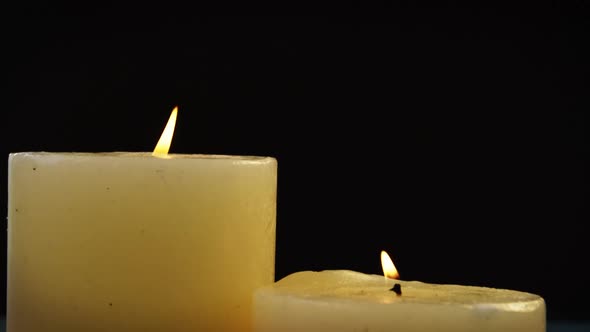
381,250 -> 400,279
152,106 -> 178,158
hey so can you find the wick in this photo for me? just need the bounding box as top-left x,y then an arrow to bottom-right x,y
391,283 -> 402,296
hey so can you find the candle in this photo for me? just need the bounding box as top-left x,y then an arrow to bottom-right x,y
7,107 -> 278,331
253,251 -> 545,331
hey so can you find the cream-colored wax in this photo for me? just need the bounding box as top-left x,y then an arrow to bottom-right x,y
7,152 -> 277,332
254,270 -> 545,332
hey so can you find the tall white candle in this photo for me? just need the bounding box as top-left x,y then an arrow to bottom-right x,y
254,253 -> 545,332
7,108 -> 278,331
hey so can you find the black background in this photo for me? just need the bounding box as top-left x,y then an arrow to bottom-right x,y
1,7 -> 588,321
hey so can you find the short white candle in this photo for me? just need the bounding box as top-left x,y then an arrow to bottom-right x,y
254,252 -> 545,332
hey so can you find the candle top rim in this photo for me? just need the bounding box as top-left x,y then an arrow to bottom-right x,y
9,151 -> 275,162
259,270 -> 544,311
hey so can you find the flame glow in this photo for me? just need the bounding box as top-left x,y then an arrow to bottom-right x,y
152,106 -> 178,158
381,250 -> 400,279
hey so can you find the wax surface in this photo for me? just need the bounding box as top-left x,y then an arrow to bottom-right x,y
254,270 -> 545,332
7,152 -> 277,331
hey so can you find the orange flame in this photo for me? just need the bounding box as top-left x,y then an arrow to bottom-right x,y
381,250 -> 400,279
152,106 -> 178,158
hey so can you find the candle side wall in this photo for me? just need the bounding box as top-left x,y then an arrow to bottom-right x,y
7,153 -> 277,331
